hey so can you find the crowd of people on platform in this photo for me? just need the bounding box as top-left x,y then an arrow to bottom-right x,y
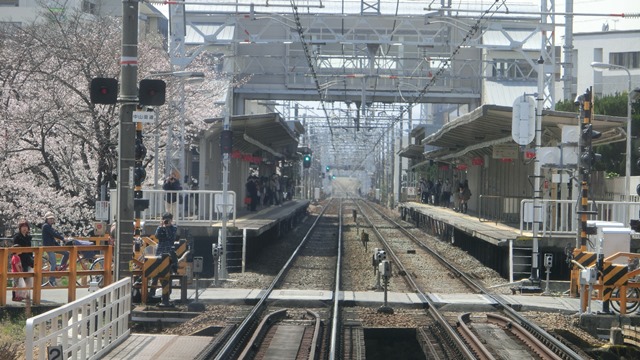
244,173 -> 294,212
418,177 -> 472,213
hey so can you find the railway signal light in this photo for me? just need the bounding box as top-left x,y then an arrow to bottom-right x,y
581,123 -> 601,142
90,78 -> 118,104
135,137 -> 147,160
220,130 -> 233,154
133,167 -> 146,187
580,123 -> 602,169
138,79 -> 166,106
303,154 -> 311,168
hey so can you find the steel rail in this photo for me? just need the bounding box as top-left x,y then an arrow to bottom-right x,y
195,199 -> 335,360
328,198 -> 343,360
363,200 -> 584,360
359,199 -> 483,292
487,313 -> 562,360
457,313 -> 496,360
355,199 -> 477,360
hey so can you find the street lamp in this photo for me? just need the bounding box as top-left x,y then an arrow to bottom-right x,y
591,62 -> 632,213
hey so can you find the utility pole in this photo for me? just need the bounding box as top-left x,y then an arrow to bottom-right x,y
219,91 -> 231,280
116,0 -> 138,279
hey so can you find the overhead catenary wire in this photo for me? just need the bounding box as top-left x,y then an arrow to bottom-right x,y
349,0 -> 508,175
288,0 -> 336,151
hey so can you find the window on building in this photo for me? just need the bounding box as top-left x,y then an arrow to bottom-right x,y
0,0 -> 19,6
609,51 -> 640,69
490,59 -> 534,80
82,0 -> 97,15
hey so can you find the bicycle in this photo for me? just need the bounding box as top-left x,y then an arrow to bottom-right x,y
41,240 -> 104,287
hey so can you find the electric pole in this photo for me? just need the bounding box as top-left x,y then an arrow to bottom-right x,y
116,0 -> 139,279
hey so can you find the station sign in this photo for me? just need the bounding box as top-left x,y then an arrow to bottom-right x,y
492,143 -> 518,159
132,111 -> 155,123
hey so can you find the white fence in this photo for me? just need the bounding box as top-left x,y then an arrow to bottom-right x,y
520,199 -> 640,237
109,189 -> 236,224
25,278 -> 132,360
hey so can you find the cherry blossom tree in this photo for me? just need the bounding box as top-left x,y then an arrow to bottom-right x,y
0,5 -> 225,235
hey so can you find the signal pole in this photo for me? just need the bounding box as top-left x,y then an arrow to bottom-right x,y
116,0 -> 139,279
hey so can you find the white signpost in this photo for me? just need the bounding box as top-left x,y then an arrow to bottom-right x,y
132,111 -> 155,123
95,200 -> 110,221
512,95 -> 536,146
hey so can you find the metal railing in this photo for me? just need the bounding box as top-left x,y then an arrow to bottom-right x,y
25,277 -> 131,360
519,199 -> 640,237
478,195 -> 528,225
110,189 -> 236,225
0,242 -> 113,306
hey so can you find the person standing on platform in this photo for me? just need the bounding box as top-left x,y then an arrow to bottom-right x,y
163,172 -> 182,217
42,212 -> 69,286
441,179 -> 452,208
433,179 -> 442,206
271,174 -> 281,206
245,176 -> 258,211
460,180 -> 472,214
419,177 -> 428,204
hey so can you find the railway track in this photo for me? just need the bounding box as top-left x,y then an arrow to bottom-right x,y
356,199 -> 584,360
194,198 -> 343,359
169,197 -> 590,359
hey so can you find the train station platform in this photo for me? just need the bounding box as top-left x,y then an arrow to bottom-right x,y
398,201 -> 528,246
212,199 -> 310,237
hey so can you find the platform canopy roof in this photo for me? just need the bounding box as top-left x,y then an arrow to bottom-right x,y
205,113 -> 303,159
397,144 -> 424,159
417,104 -> 626,162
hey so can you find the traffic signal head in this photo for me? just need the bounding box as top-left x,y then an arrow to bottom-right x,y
326,165 -> 330,171
580,150 -> 602,168
135,138 -> 147,160
90,78 -> 118,104
133,167 -> 147,186
139,79 -> 166,106
581,124 -> 602,141
303,154 -> 311,168
220,130 -> 233,154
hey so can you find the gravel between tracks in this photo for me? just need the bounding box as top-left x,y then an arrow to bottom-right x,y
159,201 -> 605,349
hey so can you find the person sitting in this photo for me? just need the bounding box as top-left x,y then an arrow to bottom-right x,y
42,212 -> 69,286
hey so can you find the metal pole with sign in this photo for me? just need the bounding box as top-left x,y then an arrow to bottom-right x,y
188,256 -> 205,312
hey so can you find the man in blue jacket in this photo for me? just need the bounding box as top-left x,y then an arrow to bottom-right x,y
42,212 -> 69,286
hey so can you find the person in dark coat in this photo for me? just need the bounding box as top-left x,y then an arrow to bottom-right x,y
151,212 -> 178,297
13,220 -> 33,271
245,176 -> 258,211
42,212 -> 69,286
155,212 -> 178,255
163,173 -> 183,217
13,220 -> 34,298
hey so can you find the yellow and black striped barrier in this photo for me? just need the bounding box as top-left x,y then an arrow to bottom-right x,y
570,247 -> 598,297
173,239 -> 188,259
602,261 -> 629,306
141,254 -> 172,305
